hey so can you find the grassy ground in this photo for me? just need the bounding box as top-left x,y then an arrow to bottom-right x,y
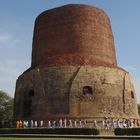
99,129 -> 114,135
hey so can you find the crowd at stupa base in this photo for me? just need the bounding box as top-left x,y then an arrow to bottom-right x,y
16,117 -> 140,130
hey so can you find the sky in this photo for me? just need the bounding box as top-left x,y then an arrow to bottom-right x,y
0,0 -> 140,102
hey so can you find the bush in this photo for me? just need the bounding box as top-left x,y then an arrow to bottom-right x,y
114,128 -> 140,136
0,90 -> 13,128
0,128 -> 99,135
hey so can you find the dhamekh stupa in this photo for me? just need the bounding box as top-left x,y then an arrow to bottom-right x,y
14,4 -> 139,123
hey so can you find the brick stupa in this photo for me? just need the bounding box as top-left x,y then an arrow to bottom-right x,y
14,4 -> 139,125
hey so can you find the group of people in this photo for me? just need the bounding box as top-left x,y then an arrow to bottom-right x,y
16,118 -> 140,130
93,117 -> 140,130
16,119 -> 87,128
16,120 -> 43,128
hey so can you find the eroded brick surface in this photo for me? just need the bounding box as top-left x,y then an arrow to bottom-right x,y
31,4 -> 117,68
15,66 -> 138,120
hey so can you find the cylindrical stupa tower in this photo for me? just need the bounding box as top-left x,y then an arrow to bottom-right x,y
14,4 -> 138,125
31,4 -> 117,68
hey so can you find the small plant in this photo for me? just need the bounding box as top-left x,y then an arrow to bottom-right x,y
114,128 -> 140,136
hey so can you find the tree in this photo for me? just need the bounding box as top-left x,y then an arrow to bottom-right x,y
0,90 -> 13,128
137,104 -> 140,117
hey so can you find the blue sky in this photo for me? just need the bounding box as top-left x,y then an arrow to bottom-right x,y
0,0 -> 140,103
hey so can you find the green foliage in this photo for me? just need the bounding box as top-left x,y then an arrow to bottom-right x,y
0,90 -> 14,128
114,128 -> 140,136
138,104 -> 140,110
0,128 -> 99,135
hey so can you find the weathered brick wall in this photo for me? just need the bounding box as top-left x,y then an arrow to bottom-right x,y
31,4 -> 117,68
14,66 -> 138,120
69,66 -> 138,118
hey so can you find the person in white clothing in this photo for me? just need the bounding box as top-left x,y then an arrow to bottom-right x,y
48,120 -> 51,128
40,120 -> 43,127
93,120 -> 98,129
64,119 -> 67,128
34,121 -> 38,127
69,120 -> 73,128
79,120 -> 82,128
74,120 -> 77,128
53,121 -> 56,128
59,119 -> 63,128
30,120 -> 34,128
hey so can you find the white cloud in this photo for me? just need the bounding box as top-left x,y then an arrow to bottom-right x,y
0,33 -> 20,49
0,35 -> 10,42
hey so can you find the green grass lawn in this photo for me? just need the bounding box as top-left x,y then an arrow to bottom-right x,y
99,129 -> 114,135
